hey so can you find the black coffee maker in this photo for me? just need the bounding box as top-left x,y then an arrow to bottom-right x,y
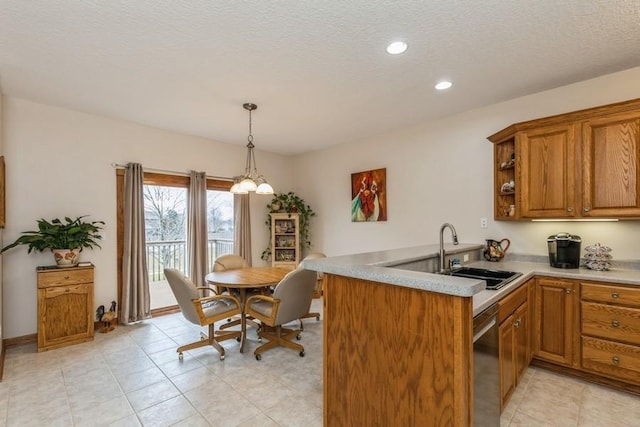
547,232 -> 582,269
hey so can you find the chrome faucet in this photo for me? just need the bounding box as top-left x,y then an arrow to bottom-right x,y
439,223 -> 459,273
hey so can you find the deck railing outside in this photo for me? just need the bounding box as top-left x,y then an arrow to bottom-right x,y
146,238 -> 234,281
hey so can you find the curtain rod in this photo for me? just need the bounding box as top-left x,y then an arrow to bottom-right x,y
110,162 -> 232,181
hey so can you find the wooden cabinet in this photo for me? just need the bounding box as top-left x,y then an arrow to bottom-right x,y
581,281 -> 640,383
37,265 -> 94,351
498,281 -> 531,409
488,98 -> 640,220
533,277 -> 578,367
581,111 -> 640,217
270,213 -> 300,269
323,274 -> 473,426
519,124 -> 577,218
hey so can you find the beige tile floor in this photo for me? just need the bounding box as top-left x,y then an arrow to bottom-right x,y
501,365 -> 640,426
1,297 -> 638,426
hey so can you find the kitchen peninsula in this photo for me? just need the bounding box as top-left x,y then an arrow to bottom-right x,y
302,243 -> 488,427
303,245 -> 640,426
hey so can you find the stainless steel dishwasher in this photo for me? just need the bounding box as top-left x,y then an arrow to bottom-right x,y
473,303 -> 500,426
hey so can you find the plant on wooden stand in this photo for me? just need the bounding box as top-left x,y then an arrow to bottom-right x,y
1,216 -> 105,267
261,192 -> 316,261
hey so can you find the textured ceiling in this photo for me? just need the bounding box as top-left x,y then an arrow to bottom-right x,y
1,1 -> 639,155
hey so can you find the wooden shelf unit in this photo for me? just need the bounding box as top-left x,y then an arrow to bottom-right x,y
270,213 -> 300,270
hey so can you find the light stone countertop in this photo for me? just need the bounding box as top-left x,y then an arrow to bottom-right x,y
469,258 -> 640,317
301,243 -> 487,297
300,244 -> 640,317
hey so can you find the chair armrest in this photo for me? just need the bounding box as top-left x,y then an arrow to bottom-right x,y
195,293 -> 241,307
192,293 -> 241,325
196,286 -> 220,295
246,294 -> 276,305
246,295 -> 281,325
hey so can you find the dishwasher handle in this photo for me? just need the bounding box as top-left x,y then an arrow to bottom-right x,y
473,317 -> 497,343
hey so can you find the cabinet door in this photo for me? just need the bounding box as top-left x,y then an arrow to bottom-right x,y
514,302 -> 529,380
518,124 -> 577,218
534,278 -> 578,366
499,314 -> 516,408
582,111 -> 640,217
38,283 -> 94,351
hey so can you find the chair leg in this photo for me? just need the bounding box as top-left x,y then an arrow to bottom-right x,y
253,324 -> 305,360
298,311 -> 321,331
177,324 -> 241,361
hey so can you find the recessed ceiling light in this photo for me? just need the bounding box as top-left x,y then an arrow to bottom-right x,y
435,81 -> 453,90
386,41 -> 408,55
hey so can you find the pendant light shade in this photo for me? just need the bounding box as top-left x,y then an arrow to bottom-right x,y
230,103 -> 274,195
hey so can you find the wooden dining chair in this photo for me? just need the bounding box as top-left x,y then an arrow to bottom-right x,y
164,268 -> 241,360
212,254 -> 249,294
298,252 -> 326,330
245,267 -> 318,360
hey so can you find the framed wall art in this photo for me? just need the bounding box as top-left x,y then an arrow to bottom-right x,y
351,167 -> 386,222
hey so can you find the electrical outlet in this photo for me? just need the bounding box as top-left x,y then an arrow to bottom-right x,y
480,217 -> 488,228
463,254 -> 469,262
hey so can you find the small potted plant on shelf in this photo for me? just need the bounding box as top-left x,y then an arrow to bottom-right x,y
1,216 -> 105,267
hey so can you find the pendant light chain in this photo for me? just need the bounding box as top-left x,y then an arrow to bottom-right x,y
230,102 -> 274,195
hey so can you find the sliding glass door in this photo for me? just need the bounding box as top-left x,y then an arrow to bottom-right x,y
115,170 -> 235,312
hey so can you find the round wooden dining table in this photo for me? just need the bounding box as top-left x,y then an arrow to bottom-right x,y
205,266 -> 290,352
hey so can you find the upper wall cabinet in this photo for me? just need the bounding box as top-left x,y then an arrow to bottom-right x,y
488,99 -> 640,220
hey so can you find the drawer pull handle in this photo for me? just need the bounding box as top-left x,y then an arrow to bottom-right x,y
612,356 -> 620,365
611,320 -> 620,328
64,275 -> 70,280
513,319 -> 521,328
565,288 -> 572,294
64,288 -> 70,293
611,292 -> 620,299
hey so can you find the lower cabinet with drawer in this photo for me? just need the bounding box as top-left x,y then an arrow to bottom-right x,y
580,281 -> 640,385
37,265 -> 95,351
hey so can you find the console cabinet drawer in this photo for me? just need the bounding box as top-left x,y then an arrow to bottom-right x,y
582,336 -> 640,383
581,301 -> 640,345
581,283 -> 640,308
37,267 -> 93,288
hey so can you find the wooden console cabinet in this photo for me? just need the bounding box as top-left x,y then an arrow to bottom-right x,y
488,98 -> 640,220
37,265 -> 94,351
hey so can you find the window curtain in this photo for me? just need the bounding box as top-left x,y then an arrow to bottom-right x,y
234,193 -> 252,265
121,163 -> 151,323
188,171 -> 208,286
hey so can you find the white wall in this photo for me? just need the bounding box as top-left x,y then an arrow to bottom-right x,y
294,66 -> 640,261
2,98 -> 291,338
4,66 -> 640,339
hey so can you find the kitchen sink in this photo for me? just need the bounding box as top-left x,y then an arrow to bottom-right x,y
449,267 -> 522,290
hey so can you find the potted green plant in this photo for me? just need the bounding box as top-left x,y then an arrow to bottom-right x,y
261,192 -> 316,261
1,216 -> 105,267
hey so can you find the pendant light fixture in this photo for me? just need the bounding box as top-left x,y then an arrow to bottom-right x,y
230,103 -> 274,195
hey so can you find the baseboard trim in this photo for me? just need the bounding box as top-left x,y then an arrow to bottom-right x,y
531,358 -> 640,396
3,333 -> 37,348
